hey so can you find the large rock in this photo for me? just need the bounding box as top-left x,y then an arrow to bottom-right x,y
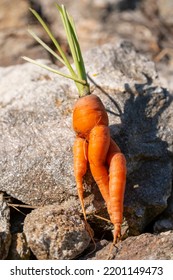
0,61 -> 76,206
0,42 -> 173,237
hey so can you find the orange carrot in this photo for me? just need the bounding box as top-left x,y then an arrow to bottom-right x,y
73,93 -> 127,253
24,5 -> 126,257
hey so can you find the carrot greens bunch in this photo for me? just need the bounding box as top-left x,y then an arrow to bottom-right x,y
22,4 -> 90,96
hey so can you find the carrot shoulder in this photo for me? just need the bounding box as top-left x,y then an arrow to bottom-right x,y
73,94 -> 108,138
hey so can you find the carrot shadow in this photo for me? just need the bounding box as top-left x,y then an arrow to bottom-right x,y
88,73 -> 172,235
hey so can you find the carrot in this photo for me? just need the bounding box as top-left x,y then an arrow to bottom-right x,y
73,98 -> 127,256
23,4 -> 126,258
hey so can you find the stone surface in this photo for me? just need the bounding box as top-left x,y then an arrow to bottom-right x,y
114,231 -> 173,260
0,193 -> 11,259
1,42 -> 173,238
23,199 -> 91,260
87,231 -> 173,260
0,60 -> 76,206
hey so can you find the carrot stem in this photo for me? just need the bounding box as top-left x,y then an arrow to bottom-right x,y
56,4 -> 90,96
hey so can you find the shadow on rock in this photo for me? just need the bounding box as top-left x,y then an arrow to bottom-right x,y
89,73 -> 172,236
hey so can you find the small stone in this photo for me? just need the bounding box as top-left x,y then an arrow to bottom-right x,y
23,200 -> 91,260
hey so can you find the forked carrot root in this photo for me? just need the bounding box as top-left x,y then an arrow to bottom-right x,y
73,94 -> 126,259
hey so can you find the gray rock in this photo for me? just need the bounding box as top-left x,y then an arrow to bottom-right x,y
89,230 -> 173,260
154,217 -> 173,233
1,42 -> 173,237
114,230 -> 173,260
23,199 -> 91,259
0,60 -> 76,206
0,193 -> 11,259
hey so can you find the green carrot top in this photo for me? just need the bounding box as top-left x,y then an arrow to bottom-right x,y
22,4 -> 90,97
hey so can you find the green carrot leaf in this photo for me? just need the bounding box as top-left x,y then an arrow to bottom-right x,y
22,56 -> 86,84
28,29 -> 65,66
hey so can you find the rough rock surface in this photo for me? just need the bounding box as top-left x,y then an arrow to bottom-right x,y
114,231 -> 173,260
105,231 -> 173,260
23,199 -> 91,260
1,42 -> 173,238
78,230 -> 173,260
0,193 -> 11,259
